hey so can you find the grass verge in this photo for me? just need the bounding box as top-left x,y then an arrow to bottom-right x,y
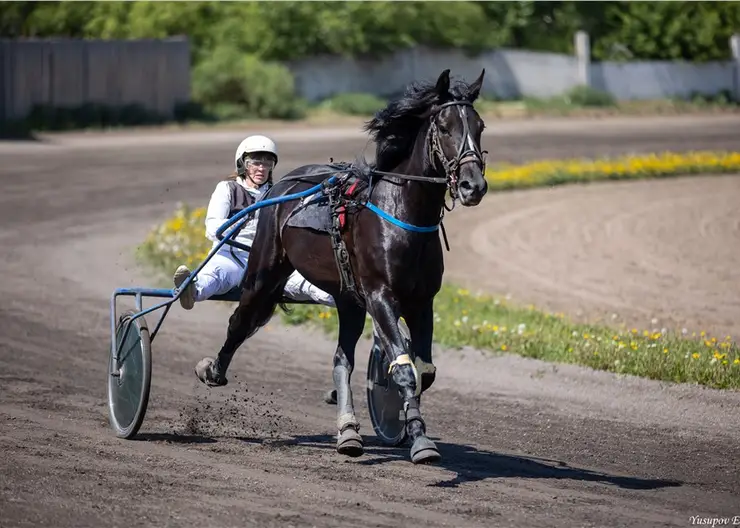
136,151 -> 740,390
282,286 -> 740,390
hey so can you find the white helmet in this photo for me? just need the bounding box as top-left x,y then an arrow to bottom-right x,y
234,134 -> 278,176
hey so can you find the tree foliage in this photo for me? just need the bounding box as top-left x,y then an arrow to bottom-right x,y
2,1 -> 738,63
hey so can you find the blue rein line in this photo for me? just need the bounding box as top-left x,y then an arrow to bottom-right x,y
363,202 -> 439,233
215,172 -> 440,247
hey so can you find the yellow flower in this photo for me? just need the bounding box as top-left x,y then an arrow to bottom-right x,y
485,151 -> 740,190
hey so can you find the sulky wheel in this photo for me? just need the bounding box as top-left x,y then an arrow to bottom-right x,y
108,310 -> 152,439
366,331 -> 408,447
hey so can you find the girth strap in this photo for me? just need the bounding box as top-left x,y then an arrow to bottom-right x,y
324,177 -> 364,306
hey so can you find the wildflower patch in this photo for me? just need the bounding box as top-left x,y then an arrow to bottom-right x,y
485,150 -> 740,191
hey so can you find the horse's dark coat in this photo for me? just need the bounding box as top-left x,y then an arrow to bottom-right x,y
200,69 -> 489,464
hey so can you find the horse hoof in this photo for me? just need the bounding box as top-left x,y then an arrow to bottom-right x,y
337,427 -> 364,458
194,357 -> 227,387
324,389 -> 337,405
410,436 -> 440,464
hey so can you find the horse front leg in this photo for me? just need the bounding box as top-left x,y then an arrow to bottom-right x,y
332,300 -> 367,457
196,261 -> 294,387
403,299 -> 437,396
367,288 -> 441,464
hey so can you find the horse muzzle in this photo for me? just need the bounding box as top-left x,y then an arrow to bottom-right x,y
456,167 -> 488,206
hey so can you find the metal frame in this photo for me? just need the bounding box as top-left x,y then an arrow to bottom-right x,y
109,175 -> 339,378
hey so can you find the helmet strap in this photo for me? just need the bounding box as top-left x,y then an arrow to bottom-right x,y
236,156 -> 246,177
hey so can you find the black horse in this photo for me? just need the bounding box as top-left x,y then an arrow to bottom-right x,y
195,69 -> 489,464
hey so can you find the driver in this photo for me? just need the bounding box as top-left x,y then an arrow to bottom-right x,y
172,134 -> 335,309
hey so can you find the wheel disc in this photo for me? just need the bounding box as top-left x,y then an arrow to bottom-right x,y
108,311 -> 151,439
366,336 -> 407,446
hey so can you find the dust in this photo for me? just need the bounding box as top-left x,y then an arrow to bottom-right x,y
174,374 -> 298,441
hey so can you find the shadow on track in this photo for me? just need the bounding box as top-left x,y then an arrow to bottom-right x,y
139,430 -> 681,491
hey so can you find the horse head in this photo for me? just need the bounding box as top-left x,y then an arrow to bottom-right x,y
365,69 -> 489,208
427,68 -> 488,206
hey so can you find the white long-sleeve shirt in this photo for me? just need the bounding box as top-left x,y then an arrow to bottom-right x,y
205,178 -> 269,257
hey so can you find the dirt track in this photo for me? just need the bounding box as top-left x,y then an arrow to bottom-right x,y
1,114 -> 739,527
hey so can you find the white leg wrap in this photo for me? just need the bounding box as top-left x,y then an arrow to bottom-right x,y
337,412 -> 360,432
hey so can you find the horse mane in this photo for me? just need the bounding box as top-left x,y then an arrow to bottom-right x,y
363,76 -> 479,171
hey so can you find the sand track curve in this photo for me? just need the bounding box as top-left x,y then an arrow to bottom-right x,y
1,114 -> 739,528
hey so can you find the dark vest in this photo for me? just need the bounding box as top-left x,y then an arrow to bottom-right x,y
226,180 -> 257,219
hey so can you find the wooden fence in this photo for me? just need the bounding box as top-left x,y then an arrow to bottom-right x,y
0,37 -> 190,121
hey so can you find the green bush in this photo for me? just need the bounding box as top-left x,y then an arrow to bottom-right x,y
192,46 -> 307,120
319,93 -> 387,116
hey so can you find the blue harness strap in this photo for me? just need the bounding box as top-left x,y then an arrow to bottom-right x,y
363,202 -> 440,233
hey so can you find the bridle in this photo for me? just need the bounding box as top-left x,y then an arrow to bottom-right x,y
370,99 -> 487,211
427,100 -> 487,208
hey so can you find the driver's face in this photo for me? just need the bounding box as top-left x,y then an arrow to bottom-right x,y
244,153 -> 275,187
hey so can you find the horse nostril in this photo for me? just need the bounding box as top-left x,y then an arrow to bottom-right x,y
459,180 -> 472,191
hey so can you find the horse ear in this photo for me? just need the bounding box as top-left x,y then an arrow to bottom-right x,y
435,69 -> 451,98
466,68 -> 485,102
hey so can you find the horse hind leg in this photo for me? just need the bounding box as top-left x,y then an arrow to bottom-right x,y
332,301 -> 366,457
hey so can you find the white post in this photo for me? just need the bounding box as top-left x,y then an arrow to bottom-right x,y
731,34 -> 740,103
575,30 -> 591,88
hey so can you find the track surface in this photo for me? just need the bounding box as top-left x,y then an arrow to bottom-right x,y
1,114 -> 739,527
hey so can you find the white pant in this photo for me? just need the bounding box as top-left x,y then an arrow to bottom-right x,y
193,251 -> 335,307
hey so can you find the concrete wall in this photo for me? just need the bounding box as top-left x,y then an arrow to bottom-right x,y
288,46 -> 579,101
0,37 -> 190,121
288,34 -> 740,103
2,33 -> 738,120
591,61 -> 735,100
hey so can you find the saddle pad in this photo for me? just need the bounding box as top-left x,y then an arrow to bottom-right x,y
284,192 -> 333,234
